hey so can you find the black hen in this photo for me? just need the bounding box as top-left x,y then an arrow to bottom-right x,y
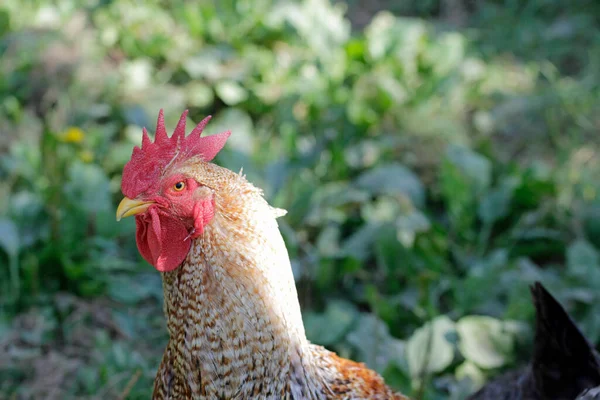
468,282 -> 600,400
577,387 -> 600,400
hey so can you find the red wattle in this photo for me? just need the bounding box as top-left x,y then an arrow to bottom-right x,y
191,197 -> 214,239
135,207 -> 191,272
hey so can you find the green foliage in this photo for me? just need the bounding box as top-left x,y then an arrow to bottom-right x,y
406,316 -> 455,379
0,0 -> 599,398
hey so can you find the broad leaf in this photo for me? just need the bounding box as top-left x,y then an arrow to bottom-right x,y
205,108 -> 254,156
355,163 -> 425,207
347,313 -> 406,373
406,315 -> 455,378
567,240 -> 600,278
446,145 -> 491,195
215,80 -> 249,106
64,162 -> 111,214
304,300 -> 358,346
0,218 -> 19,257
456,316 -> 515,369
478,178 -> 518,224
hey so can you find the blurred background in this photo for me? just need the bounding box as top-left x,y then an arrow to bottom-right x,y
1,0 -> 600,399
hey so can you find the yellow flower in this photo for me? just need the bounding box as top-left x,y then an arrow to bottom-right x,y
79,150 -> 94,163
62,127 -> 85,143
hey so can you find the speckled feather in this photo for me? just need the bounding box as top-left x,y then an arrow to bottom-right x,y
150,160 -> 408,400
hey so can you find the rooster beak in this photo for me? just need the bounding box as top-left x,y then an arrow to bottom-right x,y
116,197 -> 155,221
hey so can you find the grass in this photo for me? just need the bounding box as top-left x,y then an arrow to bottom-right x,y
0,0 -> 599,398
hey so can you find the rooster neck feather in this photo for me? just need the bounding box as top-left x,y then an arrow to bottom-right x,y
151,162 -> 406,400
154,163 -> 325,398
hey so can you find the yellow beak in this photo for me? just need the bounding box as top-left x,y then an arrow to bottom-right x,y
116,197 -> 155,221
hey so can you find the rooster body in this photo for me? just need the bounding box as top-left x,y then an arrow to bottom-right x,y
117,111 -> 407,400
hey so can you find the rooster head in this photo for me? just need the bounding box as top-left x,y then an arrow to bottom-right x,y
116,109 -> 231,272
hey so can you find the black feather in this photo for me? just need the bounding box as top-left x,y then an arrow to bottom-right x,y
577,387 -> 600,400
468,282 -> 600,400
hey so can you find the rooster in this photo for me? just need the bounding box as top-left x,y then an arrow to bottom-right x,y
116,110 -> 408,399
468,282 -> 600,400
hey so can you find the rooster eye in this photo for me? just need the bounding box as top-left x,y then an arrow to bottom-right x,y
173,181 -> 185,191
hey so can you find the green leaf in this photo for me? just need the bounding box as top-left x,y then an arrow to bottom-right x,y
8,191 -> 47,248
0,8 -> 9,37
396,209 -> 431,248
355,163 -> 425,207
347,313 -> 406,373
455,360 -> 486,392
305,182 -> 369,226
106,274 -> 162,304
316,225 -> 341,257
361,196 -> 401,223
406,315 -> 455,378
121,59 -> 154,92
267,0 -> 350,60
341,222 -> 383,261
64,162 -> 112,214
584,203 -> 600,249
0,218 -> 19,256
424,32 -> 465,76
478,178 -> 518,224
19,307 -> 57,346
456,316 -> 515,369
215,80 -> 249,106
445,145 -> 492,195
0,218 -> 21,298
139,84 -> 186,122
105,141 -> 138,173
567,240 -> 600,274
0,314 -> 9,340
183,47 -> 231,80
304,300 -> 358,346
205,108 -> 254,156
344,139 -> 382,169
0,218 -> 20,300
364,12 -> 398,60
566,240 -> 600,284
440,159 -> 476,234
185,81 -> 214,108
310,182 -> 370,209
365,14 -> 427,75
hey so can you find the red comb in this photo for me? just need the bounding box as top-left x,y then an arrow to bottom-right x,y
121,109 -> 231,198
